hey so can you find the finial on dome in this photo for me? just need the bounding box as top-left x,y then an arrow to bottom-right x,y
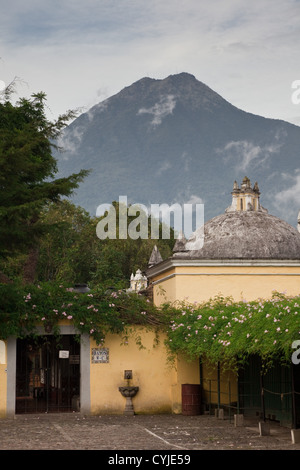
148,245 -> 163,267
232,180 -> 239,192
225,177 -> 267,213
241,176 -> 251,190
253,181 -> 260,193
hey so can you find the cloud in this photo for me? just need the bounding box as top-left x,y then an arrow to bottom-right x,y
265,169 -> 300,225
185,194 -> 204,205
217,137 -> 283,172
181,152 -> 192,172
155,161 -> 172,176
1,0 -> 300,124
274,170 -> 300,206
57,125 -> 85,157
138,95 -> 176,126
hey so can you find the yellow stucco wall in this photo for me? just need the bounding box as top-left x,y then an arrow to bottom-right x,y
200,360 -> 238,407
0,341 -> 7,418
0,324 -> 201,417
152,264 -> 300,305
170,354 -> 201,414
89,329 -> 200,415
149,261 -> 300,409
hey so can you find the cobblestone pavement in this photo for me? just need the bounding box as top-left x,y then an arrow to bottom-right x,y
0,413 -> 299,452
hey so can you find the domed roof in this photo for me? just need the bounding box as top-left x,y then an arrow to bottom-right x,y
173,211 -> 300,260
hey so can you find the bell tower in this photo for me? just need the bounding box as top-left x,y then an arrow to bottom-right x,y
226,177 -> 267,213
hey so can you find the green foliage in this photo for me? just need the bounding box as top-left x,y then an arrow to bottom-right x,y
0,281 -> 165,345
1,281 -> 300,370
91,200 -> 175,287
0,199 -> 175,287
36,200 -> 99,284
0,90 -> 89,257
166,293 -> 300,370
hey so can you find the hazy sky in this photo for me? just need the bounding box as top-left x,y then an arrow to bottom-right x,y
1,0 -> 300,125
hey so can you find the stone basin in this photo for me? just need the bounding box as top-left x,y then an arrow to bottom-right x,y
118,386 -> 139,415
119,386 -> 139,397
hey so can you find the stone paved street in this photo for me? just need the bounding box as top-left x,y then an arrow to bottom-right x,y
0,413 -> 299,452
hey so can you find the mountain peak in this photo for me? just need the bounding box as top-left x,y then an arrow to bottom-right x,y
162,72 -> 197,83
128,72 -> 197,87
138,72 -> 197,84
113,72 -> 228,111
55,73 -> 300,227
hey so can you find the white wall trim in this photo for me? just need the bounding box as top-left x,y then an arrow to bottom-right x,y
6,327 -> 90,417
152,271 -> 300,285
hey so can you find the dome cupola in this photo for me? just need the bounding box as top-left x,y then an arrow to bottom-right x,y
173,177 -> 300,260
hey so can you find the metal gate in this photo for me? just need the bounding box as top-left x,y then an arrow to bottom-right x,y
238,355 -> 293,426
16,335 -> 80,413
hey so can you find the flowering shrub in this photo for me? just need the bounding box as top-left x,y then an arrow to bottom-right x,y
1,282 -> 300,369
165,293 -> 300,369
0,282 -> 164,346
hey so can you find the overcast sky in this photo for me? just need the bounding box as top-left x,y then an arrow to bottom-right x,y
1,0 -> 300,125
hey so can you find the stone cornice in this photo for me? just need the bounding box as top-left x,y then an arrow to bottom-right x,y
146,258 -> 300,278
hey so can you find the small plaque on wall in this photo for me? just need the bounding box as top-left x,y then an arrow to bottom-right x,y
91,347 -> 109,363
59,350 -> 69,359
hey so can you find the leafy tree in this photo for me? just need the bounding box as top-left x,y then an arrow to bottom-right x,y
0,89 -> 89,259
91,201 -> 175,288
36,200 -> 100,284
1,199 -> 175,287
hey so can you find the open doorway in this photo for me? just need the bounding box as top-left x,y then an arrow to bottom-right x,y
16,335 -> 80,413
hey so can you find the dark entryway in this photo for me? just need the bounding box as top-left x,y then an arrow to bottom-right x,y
16,335 -> 80,414
238,355 -> 300,428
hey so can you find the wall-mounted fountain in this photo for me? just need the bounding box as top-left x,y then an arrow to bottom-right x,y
118,370 -> 139,415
